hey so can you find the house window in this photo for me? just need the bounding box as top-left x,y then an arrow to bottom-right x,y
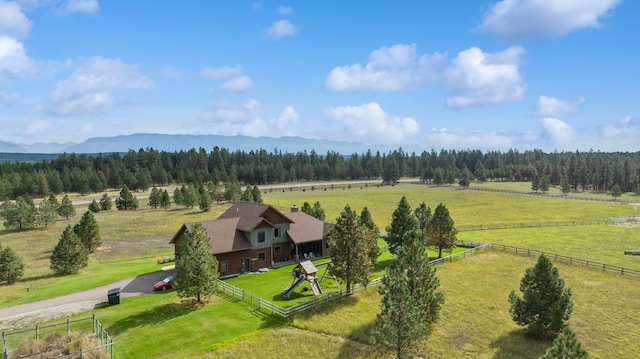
258,252 -> 266,261
274,228 -> 280,238
274,245 -> 281,255
220,261 -> 228,272
258,232 -> 266,243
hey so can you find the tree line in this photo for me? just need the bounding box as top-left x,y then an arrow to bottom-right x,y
1,147 -> 639,200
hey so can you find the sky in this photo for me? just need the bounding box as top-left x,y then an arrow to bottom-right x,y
0,0 -> 638,152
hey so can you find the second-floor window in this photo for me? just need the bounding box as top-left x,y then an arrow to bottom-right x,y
274,228 -> 280,238
258,232 -> 266,243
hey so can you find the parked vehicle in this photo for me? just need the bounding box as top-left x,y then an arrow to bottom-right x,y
153,275 -> 174,291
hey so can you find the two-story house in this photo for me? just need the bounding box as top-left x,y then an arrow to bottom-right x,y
169,201 -> 329,275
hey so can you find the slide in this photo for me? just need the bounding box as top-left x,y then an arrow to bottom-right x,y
282,276 -> 305,299
309,278 -> 322,295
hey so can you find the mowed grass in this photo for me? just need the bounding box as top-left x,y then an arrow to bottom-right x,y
212,250 -> 640,359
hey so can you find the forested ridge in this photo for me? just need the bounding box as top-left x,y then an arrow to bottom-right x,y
0,147 -> 639,200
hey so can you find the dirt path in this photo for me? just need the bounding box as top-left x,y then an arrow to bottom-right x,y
0,269 -> 173,330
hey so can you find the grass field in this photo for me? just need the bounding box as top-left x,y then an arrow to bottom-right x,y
1,181 -> 639,358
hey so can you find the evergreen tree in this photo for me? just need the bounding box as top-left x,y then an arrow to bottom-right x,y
371,253 -> 426,359
88,199 -> 101,213
540,176 -> 550,193
509,254 -> 573,340
73,211 -> 101,252
358,206 -> 380,266
50,225 -> 89,275
311,201 -> 326,220
433,168 -> 444,186
224,182 -> 242,202
0,246 -> 25,284
148,187 -> 161,209
181,185 -> 199,208
301,201 -> 313,215
240,185 -> 254,202
37,197 -> 59,228
99,193 -> 113,211
385,196 -> 418,255
532,175 -> 541,193
251,185 -> 263,203
561,177 -> 571,195
426,203 -> 457,258
160,189 -> 171,210
611,184 -> 622,201
1,196 -> 38,230
115,185 -> 138,210
175,222 -> 219,303
328,205 -> 374,294
173,187 -> 183,206
57,194 -> 76,220
414,202 -> 432,245
540,326 -> 589,359
199,188 -> 212,212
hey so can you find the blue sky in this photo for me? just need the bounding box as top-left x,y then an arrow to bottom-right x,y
0,0 -> 638,152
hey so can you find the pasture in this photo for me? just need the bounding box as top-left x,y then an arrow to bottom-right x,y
1,182 -> 639,358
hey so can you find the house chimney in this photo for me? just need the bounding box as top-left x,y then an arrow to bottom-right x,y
291,204 -> 298,212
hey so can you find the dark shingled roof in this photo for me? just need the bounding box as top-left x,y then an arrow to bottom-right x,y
170,217 -> 253,254
286,211 -> 329,244
218,201 -> 293,232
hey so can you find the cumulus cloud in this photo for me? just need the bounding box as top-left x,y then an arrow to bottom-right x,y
0,36 -> 37,81
46,56 -> 152,115
535,95 -> 585,117
200,65 -> 253,92
325,44 -> 445,92
476,0 -> 621,41
325,102 -> 419,144
278,6 -> 293,15
601,116 -> 640,139
0,0 -> 32,39
541,117 -> 576,147
61,0 -> 99,14
265,20 -> 296,39
422,128 -> 518,150
201,99 -> 298,136
443,46 -> 526,107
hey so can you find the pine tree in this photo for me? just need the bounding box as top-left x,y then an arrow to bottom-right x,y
311,201 -> 326,220
173,187 -> 183,206
50,225 -> 89,275
99,193 -> 113,211
540,326 -> 589,359
1,196 -> 38,230
251,185 -> 263,203
358,206 -> 379,266
88,199 -> 101,213
611,184 -> 622,201
509,254 -> 573,340
57,194 -> 76,220
414,202 -> 432,245
37,196 -> 59,228
115,185 -> 138,210
199,187 -> 212,212
0,246 -> 25,284
541,176 -> 550,193
148,187 -> 161,209
160,189 -> 171,210
328,205 -> 374,294
371,253 -> 426,359
385,196 -> 418,254
426,203 -> 457,258
73,211 -> 101,252
175,222 -> 219,303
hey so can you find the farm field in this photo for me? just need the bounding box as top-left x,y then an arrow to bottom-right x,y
1,181 -> 639,358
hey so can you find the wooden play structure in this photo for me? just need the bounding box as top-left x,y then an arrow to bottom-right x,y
282,260 -> 332,299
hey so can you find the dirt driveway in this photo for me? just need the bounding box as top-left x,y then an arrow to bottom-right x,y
0,268 -> 174,330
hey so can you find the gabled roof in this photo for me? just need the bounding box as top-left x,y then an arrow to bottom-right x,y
218,201 -> 293,232
169,217 -> 253,254
286,211 -> 329,244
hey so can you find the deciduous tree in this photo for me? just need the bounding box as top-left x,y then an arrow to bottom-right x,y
50,225 -> 89,275
508,254 -> 573,340
175,222 -> 219,303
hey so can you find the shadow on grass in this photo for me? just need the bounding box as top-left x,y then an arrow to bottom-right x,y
491,330 -> 548,359
106,300 -> 201,336
215,291 -> 284,328
335,321 -> 377,359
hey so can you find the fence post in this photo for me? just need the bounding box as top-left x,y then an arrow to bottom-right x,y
242,289 -> 245,301
36,324 -> 39,343
67,318 -> 71,337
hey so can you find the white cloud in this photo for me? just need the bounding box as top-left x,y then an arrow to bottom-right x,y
325,43 -> 445,92
476,0 -> 621,41
200,99 -> 297,137
541,117 -> 576,147
423,128 -> 517,150
278,6 -> 293,15
0,35 -> 37,81
217,75 -> 254,92
265,19 -> 296,39
535,95 -> 585,117
601,116 -> 640,139
200,65 -> 244,80
0,1 -> 31,39
443,46 -> 526,107
23,119 -> 55,136
46,56 -> 152,115
325,102 -> 419,144
61,0 -> 99,14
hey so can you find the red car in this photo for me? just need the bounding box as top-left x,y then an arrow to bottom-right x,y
153,275 -> 174,291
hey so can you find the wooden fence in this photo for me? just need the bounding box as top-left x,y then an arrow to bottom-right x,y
1,315 -> 113,359
457,220 -> 610,232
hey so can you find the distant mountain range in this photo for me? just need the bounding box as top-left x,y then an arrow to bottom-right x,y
0,133 -> 414,156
